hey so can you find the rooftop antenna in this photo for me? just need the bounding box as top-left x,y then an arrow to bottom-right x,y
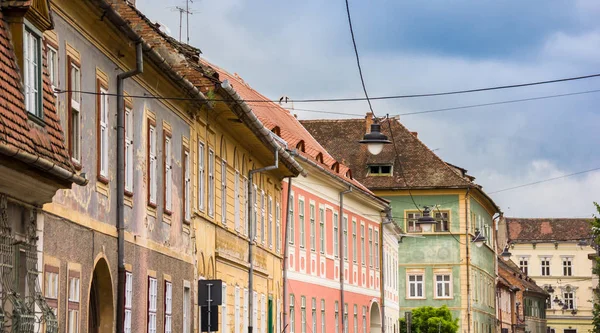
170,0 -> 198,43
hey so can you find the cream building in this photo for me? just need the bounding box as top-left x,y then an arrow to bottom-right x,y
499,218 -> 594,333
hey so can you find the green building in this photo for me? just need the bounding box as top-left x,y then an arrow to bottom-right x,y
302,113 -> 501,332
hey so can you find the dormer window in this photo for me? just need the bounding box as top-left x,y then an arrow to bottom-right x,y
367,164 -> 392,175
24,25 -> 42,118
296,140 -> 305,152
315,152 -> 323,164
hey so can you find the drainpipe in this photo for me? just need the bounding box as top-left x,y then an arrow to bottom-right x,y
116,42 -> 143,333
465,188 -> 472,333
282,176 -> 293,332
248,149 -> 279,333
339,186 -> 352,333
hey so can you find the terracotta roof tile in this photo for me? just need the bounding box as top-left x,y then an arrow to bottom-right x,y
499,258 -> 547,295
301,117 -> 474,190
0,10 -> 73,172
507,218 -> 592,243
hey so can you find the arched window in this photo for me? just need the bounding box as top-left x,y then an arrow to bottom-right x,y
296,140 -> 305,152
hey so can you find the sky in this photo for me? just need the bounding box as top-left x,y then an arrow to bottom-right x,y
138,0 -> 600,218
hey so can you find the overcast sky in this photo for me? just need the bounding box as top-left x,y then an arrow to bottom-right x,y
138,0 -> 600,218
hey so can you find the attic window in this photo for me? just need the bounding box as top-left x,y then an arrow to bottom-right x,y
296,140 -> 305,152
368,164 -> 392,176
272,126 -> 280,136
331,162 -> 339,173
315,152 -> 323,164
345,169 -> 353,179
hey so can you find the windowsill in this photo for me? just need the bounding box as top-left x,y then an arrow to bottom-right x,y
163,213 -> 172,225
124,190 -> 133,198
96,181 -> 109,197
124,194 -> 133,208
406,297 -> 426,300
97,175 -> 109,185
164,209 -> 173,217
71,159 -> 82,171
434,297 -> 453,300
147,204 -> 157,218
27,111 -> 46,127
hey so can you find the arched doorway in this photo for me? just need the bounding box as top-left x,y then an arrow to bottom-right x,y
88,258 -> 114,333
369,302 -> 381,333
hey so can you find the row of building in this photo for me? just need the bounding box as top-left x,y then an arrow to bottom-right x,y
0,0 -> 594,333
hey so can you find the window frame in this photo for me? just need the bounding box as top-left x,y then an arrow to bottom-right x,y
562,257 -> 573,277
367,164 -> 393,176
290,294 -> 295,333
46,41 -> 59,89
519,256 -> 529,275
96,81 -> 109,184
124,271 -> 133,333
406,211 -> 423,233
319,207 -> 325,254
434,272 -> 452,299
299,198 -> 305,248
540,257 -> 551,276
24,24 -> 43,119
183,144 -> 191,223
124,104 -> 134,195
164,281 -> 173,333
147,118 -> 158,207
276,201 -> 281,253
268,196 -> 273,248
288,193 -> 295,244
198,140 -> 206,212
208,148 -> 215,217
333,212 -> 339,257
163,129 -> 173,214
301,296 -> 306,333
221,158 -> 228,224
67,57 -> 82,166
352,218 -> 357,263
310,203 -> 316,251
147,276 -> 158,333
360,224 -> 365,266
407,273 -> 425,299
343,215 -> 348,260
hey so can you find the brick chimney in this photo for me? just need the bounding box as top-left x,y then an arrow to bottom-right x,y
365,112 -> 373,133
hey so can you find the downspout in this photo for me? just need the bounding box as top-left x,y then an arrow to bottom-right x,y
116,41 -> 143,333
465,187 -> 472,333
282,176 -> 293,332
339,186 -> 352,333
248,149 -> 279,333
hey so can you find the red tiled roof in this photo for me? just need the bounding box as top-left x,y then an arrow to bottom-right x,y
499,258 -> 547,295
0,10 -> 73,172
301,117 -> 475,190
507,217 -> 592,243
202,61 -> 374,194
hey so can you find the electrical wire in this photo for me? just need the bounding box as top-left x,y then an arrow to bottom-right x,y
488,166 -> 600,194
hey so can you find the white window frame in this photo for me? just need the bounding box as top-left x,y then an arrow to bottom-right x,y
276,202 -> 281,253
289,193 -> 295,244
208,149 -> 215,217
164,281 -> 173,333
407,273 -> 424,299
310,203 -> 316,251
563,291 -> 576,310
164,135 -> 173,212
148,277 -> 158,333
198,141 -> 205,211
352,219 -> 357,263
70,62 -> 81,162
221,159 -> 227,224
253,292 -> 258,331
222,283 -> 228,332
243,289 -> 249,332
301,296 -> 306,333
353,305 -> 358,333
320,299 -> 325,333
24,26 -> 42,117
290,294 -> 295,333
374,229 -> 379,269
184,148 -> 191,221
148,123 -> 157,205
368,227 -> 373,267
343,216 -> 348,260
99,87 -> 109,178
47,43 -> 58,89
261,294 -> 266,333
334,301 -> 339,333
360,224 -> 365,266
299,198 -> 305,248
541,257 -> 551,276
362,306 -> 366,333
125,107 -> 134,193
434,273 -> 452,299
333,212 -> 339,257
253,185 -> 258,240
44,271 -> 58,299
183,285 -> 191,333
562,257 -> 573,276
68,275 -> 80,333
319,207 -> 325,254
235,170 -> 240,231
268,196 -> 273,248
519,256 -> 529,275
235,287 -> 241,333
312,298 -> 317,333
124,272 -> 133,333
261,190 -> 266,244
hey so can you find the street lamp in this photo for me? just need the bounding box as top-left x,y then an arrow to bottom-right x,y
472,229 -> 486,248
500,246 -> 512,261
359,122 -> 391,155
416,206 -> 437,233
546,285 -> 554,293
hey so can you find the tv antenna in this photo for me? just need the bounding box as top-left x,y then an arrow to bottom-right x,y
171,0 -> 198,43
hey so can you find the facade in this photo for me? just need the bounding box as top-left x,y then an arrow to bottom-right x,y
207,65 -> 395,333
501,218 -> 594,333
302,113 -> 501,332
0,1 -> 87,331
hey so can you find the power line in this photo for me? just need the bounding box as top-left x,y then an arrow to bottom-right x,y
488,167 -> 600,194
287,89 -> 600,117
344,0 -> 376,118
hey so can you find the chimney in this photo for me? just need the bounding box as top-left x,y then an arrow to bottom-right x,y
411,132 -> 418,138
365,112 -> 373,133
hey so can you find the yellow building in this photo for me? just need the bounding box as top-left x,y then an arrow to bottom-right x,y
502,218 -> 594,333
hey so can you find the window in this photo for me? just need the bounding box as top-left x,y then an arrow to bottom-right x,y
244,289 -> 249,332
124,272 -> 133,333
290,294 -> 295,333
68,273 -> 80,333
407,212 -> 422,233
68,60 -> 81,162
44,268 -> 58,299
301,296 -> 306,333
334,301 -> 339,333
309,203 -> 316,251
374,229 -> 379,269
541,257 -> 551,276
563,257 -> 573,276
221,159 -> 228,224
243,177 -> 248,235
367,164 -> 392,175
147,119 -> 157,206
253,185 -> 258,239
434,211 -> 449,232
408,274 -> 424,298
24,27 -> 42,117
125,107 -> 134,193
343,304 -> 348,333
222,284 -> 228,332
312,298 -> 317,333
98,85 -> 109,182
362,306 -> 367,333
564,292 -> 575,310
343,216 -> 348,260
235,287 -> 240,333
208,149 -> 215,217
47,43 -> 58,88
163,132 -> 173,213
299,199 -> 305,248
320,299 -> 325,333
147,277 -> 158,333
352,219 -> 357,263
261,294 -> 266,333
519,257 -> 529,275
164,281 -> 172,333
333,212 -> 339,257
184,147 -> 191,221
353,305 -> 358,333
435,274 -> 451,298
319,208 -> 325,253
361,225 -> 365,265
253,292 -> 258,331
289,193 -> 295,244
276,202 -> 281,253
183,285 -> 191,333
268,196 -> 273,248
261,191 -> 265,243
198,141 -> 205,211
368,228 -> 373,267
235,170 -> 240,231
